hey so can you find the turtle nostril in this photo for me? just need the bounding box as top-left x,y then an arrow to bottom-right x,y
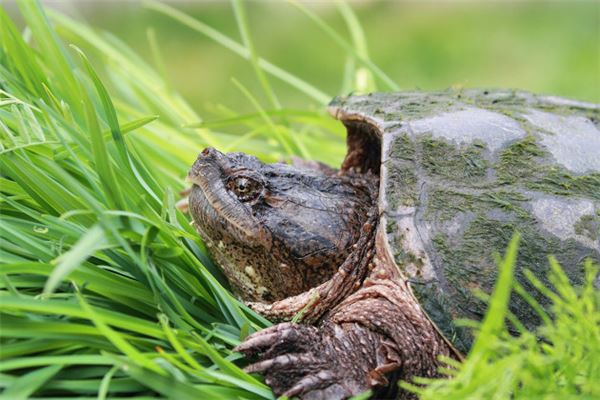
201,148 -> 211,156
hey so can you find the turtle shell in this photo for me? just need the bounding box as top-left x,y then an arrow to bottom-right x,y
329,89 -> 600,352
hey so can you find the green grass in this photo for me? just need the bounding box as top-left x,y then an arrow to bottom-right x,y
1,1 -> 598,399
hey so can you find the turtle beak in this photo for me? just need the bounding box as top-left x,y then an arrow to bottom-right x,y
187,148 -> 272,249
187,147 -> 225,186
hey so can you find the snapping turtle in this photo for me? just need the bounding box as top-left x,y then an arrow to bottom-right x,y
187,89 -> 600,399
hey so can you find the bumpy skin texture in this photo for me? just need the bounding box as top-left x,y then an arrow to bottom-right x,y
188,148 -> 455,399
236,235 -> 454,400
188,148 -> 372,302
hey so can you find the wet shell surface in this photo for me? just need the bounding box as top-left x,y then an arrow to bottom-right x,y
329,89 -> 600,351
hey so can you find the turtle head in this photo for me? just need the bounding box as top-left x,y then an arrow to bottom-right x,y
188,148 -> 373,302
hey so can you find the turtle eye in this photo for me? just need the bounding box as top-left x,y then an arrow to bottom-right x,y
227,175 -> 263,202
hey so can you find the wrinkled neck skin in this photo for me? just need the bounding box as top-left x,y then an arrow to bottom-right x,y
188,148 -> 378,304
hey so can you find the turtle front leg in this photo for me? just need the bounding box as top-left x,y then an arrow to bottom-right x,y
236,322 -> 387,400
236,278 -> 458,400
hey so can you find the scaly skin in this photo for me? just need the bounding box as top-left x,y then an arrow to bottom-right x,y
188,148 -> 373,303
236,232 -> 455,399
188,148 -> 456,399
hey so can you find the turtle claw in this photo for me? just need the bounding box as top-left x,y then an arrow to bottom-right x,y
235,322 -> 362,399
246,352 -> 350,400
282,371 -> 347,400
244,353 -> 315,374
234,331 -> 281,355
235,323 -> 317,358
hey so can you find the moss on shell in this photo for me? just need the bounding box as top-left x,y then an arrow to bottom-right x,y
330,92 -> 462,123
430,214 -> 595,338
497,135 -> 600,200
390,133 -> 416,161
574,214 -> 599,241
386,161 -> 418,209
419,136 -> 489,183
426,188 -> 531,223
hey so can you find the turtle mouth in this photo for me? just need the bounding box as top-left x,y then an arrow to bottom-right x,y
329,107 -> 382,176
187,148 -> 273,249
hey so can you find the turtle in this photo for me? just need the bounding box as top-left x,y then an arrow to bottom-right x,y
187,89 -> 600,399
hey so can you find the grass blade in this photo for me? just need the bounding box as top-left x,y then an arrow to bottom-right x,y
0,364 -> 62,400
231,0 -> 281,110
145,1 -> 330,104
288,0 -> 398,91
43,224 -> 107,295
470,233 -> 520,356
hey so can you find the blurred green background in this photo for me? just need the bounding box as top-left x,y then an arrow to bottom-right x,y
17,0 -> 599,118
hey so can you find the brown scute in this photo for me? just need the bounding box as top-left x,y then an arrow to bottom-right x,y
340,118 -> 382,176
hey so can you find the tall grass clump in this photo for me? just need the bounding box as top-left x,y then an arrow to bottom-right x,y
0,1 -> 366,398
0,2 -> 273,399
1,1 -> 598,399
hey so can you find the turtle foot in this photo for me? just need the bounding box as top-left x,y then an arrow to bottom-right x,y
236,322 -> 367,400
